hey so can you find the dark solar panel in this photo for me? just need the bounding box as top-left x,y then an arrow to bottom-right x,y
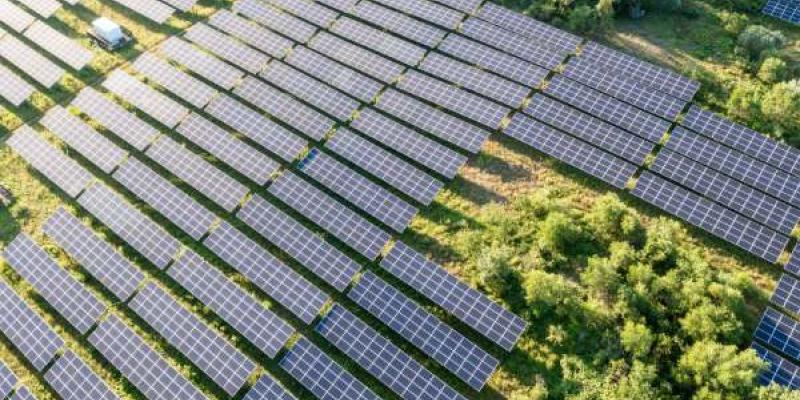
0,279 -> 63,371
460,17 -> 565,70
763,0 -> 800,23
242,375 -> 297,400
72,87 -> 160,151
475,3 -> 582,55
773,274 -> 800,315
184,23 -> 270,74
208,9 -> 294,58
352,1 -> 446,47
132,52 -> 217,108
233,0 -> 318,42
10,386 -> 35,400
45,351 -> 119,400
331,17 -> 427,66
753,342 -> 800,388
157,37 -> 244,90
373,0 -> 464,28
286,46 -> 384,103
787,246 -> 800,276
0,361 -> 15,398
103,69 -> 189,128
755,308 -> 800,363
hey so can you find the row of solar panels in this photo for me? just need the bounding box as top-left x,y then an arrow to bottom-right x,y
763,0 -> 800,24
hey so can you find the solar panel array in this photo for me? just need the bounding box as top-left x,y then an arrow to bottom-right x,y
0,361 -> 16,398
208,9 -> 293,58
460,17 -> 564,70
309,31 -> 404,83
157,37 -> 244,90
373,0 -> 463,29
476,3 -> 582,55
753,342 -> 800,388
755,307 -> 800,362
103,69 -> 189,128
763,0 -> 800,24
331,17 -> 427,66
23,0 -> 61,18
352,0 -> 446,47
787,246 -> 800,276
266,0 -> 340,26
44,351 -> 119,400
108,0 -> 174,23
0,279 -> 63,371
437,34 -> 548,87
0,34 -> 64,87
24,21 -> 93,70
11,387 -> 35,400
0,63 -> 35,106
0,0 -> 35,33
233,0 -> 318,43
242,375 -> 296,400
72,87 -> 161,151
184,23 -> 269,74
286,46 -> 383,103
773,274 -> 800,315
132,52 -> 217,108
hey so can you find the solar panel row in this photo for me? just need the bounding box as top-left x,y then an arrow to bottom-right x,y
331,17 -> 427,66
0,34 -> 64,87
373,0 -> 464,29
161,0 -> 197,12
773,274 -> 800,315
242,375 -> 297,400
132,52 -> 218,108
763,0 -> 800,24
72,87 -> 161,151
0,63 -> 34,106
184,23 -> 270,74
434,0 -> 482,13
0,279 -> 63,371
233,0 -> 318,43
309,31 -> 405,83
44,351 -> 119,400
460,17 -> 565,70
0,361 -> 15,398
106,0 -> 174,23
24,21 -> 93,70
10,387 -> 35,400
787,246 -> 800,276
753,342 -> 800,389
263,0 -> 340,27
755,307 -> 800,363
352,0 -> 446,48
23,0 -> 61,18
157,37 -> 244,90
0,0 -> 35,33
286,46 -> 384,103
437,34 -> 548,87
475,3 -> 582,55
208,9 -> 293,58
318,0 -> 358,11
103,69 -> 189,128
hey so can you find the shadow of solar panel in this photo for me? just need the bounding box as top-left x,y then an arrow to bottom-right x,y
208,9 -> 293,58
78,184 -> 181,269
755,308 -> 800,363
133,53 -> 217,108
651,150 -> 800,235
264,0 -> 340,26
4,235 -> 106,334
373,0 -> 464,28
438,34 -> 548,87
0,35 -> 64,87
0,280 -> 63,371
331,17 -> 426,66
7,125 -> 92,198
381,241 -> 528,351
203,221 -> 328,323
72,87 -> 160,151
107,0 -> 173,23
0,64 -> 34,106
352,108 -> 468,178
10,387 -> 35,400
185,23 -> 269,74
24,21 -> 93,70
205,94 -> 309,161
89,315 -> 208,400
129,283 -> 256,396
753,342 -> 800,388
40,105 -> 128,173
525,94 -> 655,165
309,32 -> 405,83
43,208 -> 144,301
113,158 -> 217,240
168,250 -> 294,357
476,3 -> 582,55
243,375 -> 297,400
45,351 -> 118,400
788,246 -> 800,276
633,172 -> 789,263
145,136 -> 249,212
774,274 -> 800,315
505,113 -> 637,189
352,1 -> 446,47
317,304 -> 467,400
0,361 -> 15,399
763,0 -> 800,23
268,171 -> 391,260
286,46 -> 384,103
103,69 -> 189,128
326,128 -> 444,205
23,0 -> 60,17
233,0 -> 318,42
461,17 -> 565,70
237,195 -> 361,291
158,37 -> 244,90
279,337 -> 379,400
350,272 -> 499,390
0,0 -> 35,33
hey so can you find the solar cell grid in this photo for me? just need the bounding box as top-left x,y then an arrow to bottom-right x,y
0,63 -> 34,106
0,361 -> 15,399
145,136 -> 249,212
40,105 -> 128,173
326,128 -> 444,205
650,149 -> 800,235
433,0 -> 482,13
373,0 -> 464,28
237,195 -> 361,291
72,87 -> 160,151
133,52 -> 217,108
309,32 -> 405,83
103,69 -> 189,128
317,304 -> 467,400
633,172 -> 789,263
331,17 -> 427,66
89,315 -> 208,400
476,3 -> 583,55
45,351 -> 119,400
208,9 -> 293,58
350,272 -> 499,390
0,0 -> 35,32
24,21 -> 93,70
301,150 -> 418,232
755,308 -> 800,362
316,0 -> 357,11
381,241 -> 528,351
78,184 -> 181,269
788,246 -> 800,276
279,337 -> 379,400
161,0 -> 196,11
168,250 -> 295,358
203,221 -> 329,324
753,342 -> 800,389
0,279 -> 63,371
129,283 -> 256,396
7,125 -> 93,198
263,0 -> 339,26
157,37 -> 244,90
205,94 -> 309,160
525,94 -> 656,165
286,46 -> 384,103
504,113 -> 638,189
4,235 -> 106,334
0,34 -> 64,87
243,375 -> 297,400
774,274 -> 800,315
107,0 -> 174,23
437,34 -> 548,87
184,23 -> 269,74
233,0 -> 318,43
10,387 -> 35,400
352,1 -> 447,48
23,0 -> 60,17
763,0 -> 800,23
461,18 -> 565,70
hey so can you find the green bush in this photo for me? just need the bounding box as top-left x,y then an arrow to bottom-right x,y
475,245 -> 517,297
760,80 -> 800,133
718,11 -> 749,36
757,57 -> 789,83
566,5 -> 597,33
737,25 -> 786,60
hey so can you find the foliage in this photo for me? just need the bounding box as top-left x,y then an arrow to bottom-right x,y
757,57 -> 789,83
737,25 -> 787,60
719,10 -> 750,35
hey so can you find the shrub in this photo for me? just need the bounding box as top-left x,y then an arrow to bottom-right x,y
475,245 -> 516,297
737,25 -> 786,59
726,80 -> 766,122
718,11 -> 749,36
757,57 -> 789,83
761,80 -> 800,131
620,321 -> 655,358
566,5 -> 597,33
585,194 -> 645,245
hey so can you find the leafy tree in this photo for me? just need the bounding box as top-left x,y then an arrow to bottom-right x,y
675,342 -> 765,399
475,245 -> 516,297
761,80 -> 800,133
726,80 -> 765,123
757,57 -> 789,83
680,303 -> 744,342
719,11 -> 749,36
585,194 -> 644,245
523,269 -> 581,319
566,5 -> 597,33
537,211 -> 587,257
582,256 -> 621,303
737,25 -> 786,59
620,321 -> 655,358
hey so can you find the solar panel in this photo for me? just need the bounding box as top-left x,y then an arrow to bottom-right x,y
317,0 -> 357,11
682,105 -> 800,177
40,105 -> 128,173
475,3 -> 583,55
157,37 -> 244,90
317,304 -> 467,400
268,171 -> 391,260
753,342 -> 800,388
263,0 -> 339,27
378,89 -> 490,153
78,184 -> 181,269
330,17 -> 427,66
237,195 -> 361,291
351,108 -> 467,179
22,0 -> 60,17
0,34 -> 64,87
10,387 -> 35,400
7,125 -> 93,197
309,31 -> 404,83
326,128 -> 444,205
0,361 -> 16,398
286,46 -> 384,103
43,208 -> 144,301
581,41 -> 700,101
398,70 -> 511,128
184,23 -> 269,74
233,0 -> 318,43
132,53 -> 217,108
774,274 -> 800,315
0,63 -> 34,106
666,127 -> 800,208
71,87 -> 160,151
24,21 -> 93,70
650,149 -> 800,235
563,56 -> 686,120
242,375 -> 297,400
433,0 -> 481,13
129,283 -> 256,396
279,337 -> 379,400
145,136 -> 249,212
462,18 -> 566,70
89,315 -> 208,400
352,1 -> 446,47
0,0 -> 35,32
113,158 -> 217,240
45,351 -> 118,400
525,94 -> 656,165
203,221 -> 329,324
0,279 -> 63,371
300,150 -> 418,232
763,0 -> 800,24
373,0 -> 464,28
208,9 -> 293,58
106,0 -> 174,23
787,246 -> 800,276
159,0 -> 195,12
504,113 -> 638,189
103,69 -> 189,128
205,94 -> 309,161
260,60 -> 361,121
176,113 -> 280,184
755,307 -> 800,363
381,241 -> 528,351
633,172 -> 789,263
419,52 -> 530,108
4,234 -> 106,334
349,272 -> 499,390
437,34 -> 549,87
167,250 -> 295,358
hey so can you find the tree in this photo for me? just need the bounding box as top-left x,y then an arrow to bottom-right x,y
757,57 -> 789,83
537,211 -> 587,257
675,341 -> 764,399
523,269 -> 581,319
719,11 -> 749,36
620,321 -> 655,359
680,303 -> 744,342
737,25 -> 786,59
475,245 -> 516,297
726,80 -> 765,123
595,0 -> 615,29
585,194 -> 644,245
761,80 -> 800,133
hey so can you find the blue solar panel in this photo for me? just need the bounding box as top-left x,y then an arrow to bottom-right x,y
753,342 -> 800,388
755,307 -> 800,363
0,361 -> 16,399
242,375 -> 296,400
763,0 -> 800,24
787,245 -> 800,276
773,274 -> 800,315
0,280 -> 63,371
